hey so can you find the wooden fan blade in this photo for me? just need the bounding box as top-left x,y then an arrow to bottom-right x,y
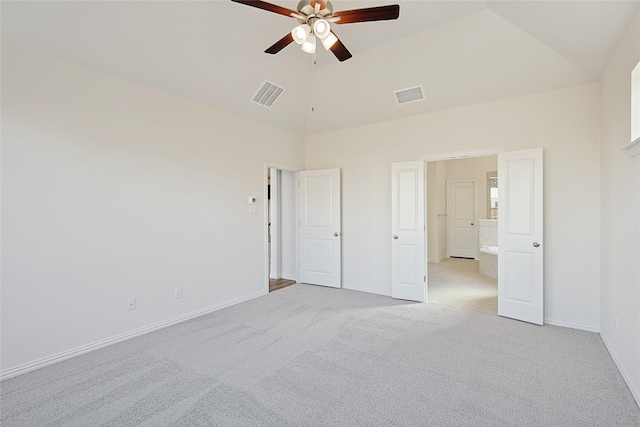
231,0 -> 297,18
265,33 -> 295,54
334,4 -> 400,24
329,31 -> 352,62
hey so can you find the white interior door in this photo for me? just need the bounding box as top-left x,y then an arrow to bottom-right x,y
447,181 -> 476,259
391,161 -> 426,302
498,148 -> 544,325
298,169 -> 341,288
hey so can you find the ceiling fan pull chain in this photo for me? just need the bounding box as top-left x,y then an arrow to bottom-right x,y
310,50 -> 316,112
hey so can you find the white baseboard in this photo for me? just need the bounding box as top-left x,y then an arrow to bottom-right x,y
544,317 -> 600,333
600,331 -> 640,408
0,290 -> 267,381
427,256 -> 446,263
342,284 -> 392,297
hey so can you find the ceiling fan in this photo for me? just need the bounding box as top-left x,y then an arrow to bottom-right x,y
231,0 -> 400,62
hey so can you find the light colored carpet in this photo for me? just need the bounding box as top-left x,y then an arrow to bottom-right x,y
2,284 -> 639,426
428,258 -> 498,314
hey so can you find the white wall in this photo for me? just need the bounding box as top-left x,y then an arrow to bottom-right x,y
428,159 -> 491,262
600,8 -> 640,403
426,162 -> 439,262
306,83 -> 601,330
1,46 -> 305,374
445,156 -> 497,223
436,156 -> 497,260
427,161 -> 448,262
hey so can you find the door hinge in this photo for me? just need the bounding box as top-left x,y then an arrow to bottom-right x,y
424,275 -> 426,282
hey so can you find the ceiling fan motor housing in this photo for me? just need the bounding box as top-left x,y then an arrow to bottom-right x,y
296,0 -> 334,24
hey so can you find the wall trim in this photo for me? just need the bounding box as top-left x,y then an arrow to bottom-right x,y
0,290 -> 267,381
420,147 -> 505,162
544,317 -> 600,333
600,331 -> 640,408
342,284 -> 392,297
623,136 -> 640,158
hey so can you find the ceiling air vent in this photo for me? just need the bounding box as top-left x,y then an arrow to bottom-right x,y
251,80 -> 285,108
394,85 -> 425,105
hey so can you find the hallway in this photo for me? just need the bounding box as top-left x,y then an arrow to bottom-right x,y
428,258 -> 497,314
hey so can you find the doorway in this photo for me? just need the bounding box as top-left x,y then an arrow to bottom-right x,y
265,164 -> 299,293
426,155 -> 498,314
395,148 -> 544,324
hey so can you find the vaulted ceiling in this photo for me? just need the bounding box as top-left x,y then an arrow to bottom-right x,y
3,1 -> 638,135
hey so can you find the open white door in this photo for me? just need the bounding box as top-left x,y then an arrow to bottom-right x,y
498,148 -> 544,325
391,161 -> 426,302
298,169 -> 341,288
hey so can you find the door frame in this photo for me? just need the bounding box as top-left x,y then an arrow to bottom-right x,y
263,162 -> 301,293
269,168 -> 281,279
420,148 -> 505,306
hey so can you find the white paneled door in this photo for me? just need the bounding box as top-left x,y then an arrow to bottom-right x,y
447,181 -> 476,259
498,148 -> 544,325
297,169 -> 341,288
391,161 -> 426,302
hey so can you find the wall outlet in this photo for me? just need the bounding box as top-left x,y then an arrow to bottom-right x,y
127,298 -> 136,311
175,287 -> 183,299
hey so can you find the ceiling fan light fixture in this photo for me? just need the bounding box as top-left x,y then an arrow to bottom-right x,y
321,32 -> 338,50
232,0 -> 400,62
291,24 -> 311,44
301,34 -> 316,54
313,19 -> 331,39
